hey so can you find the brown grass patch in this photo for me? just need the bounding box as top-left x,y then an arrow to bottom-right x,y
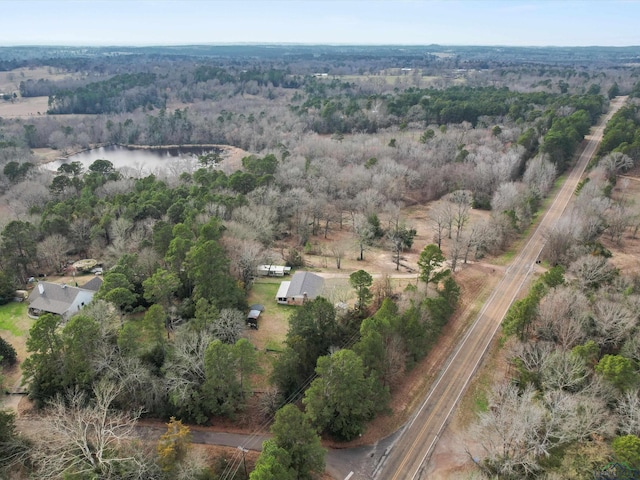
0,66 -> 87,117
602,174 -> 640,276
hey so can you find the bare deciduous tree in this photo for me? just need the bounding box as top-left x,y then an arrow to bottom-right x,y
474,361 -> 614,478
592,295 -> 637,350
353,213 -> 376,261
600,152 -> 634,180
568,255 -> 617,290
617,389 -> 640,436
468,218 -> 497,261
428,201 -> 451,249
69,217 -> 92,257
605,201 -> 631,245
164,327 -> 214,407
543,390 -> 615,443
523,154 -> 556,199
212,309 -> 246,344
31,380 -> 155,479
446,189 -> 472,241
6,179 -> 51,214
330,239 -> 350,269
470,382 -> 550,478
542,217 -> 578,266
371,273 -> 394,309
232,203 -> 278,246
449,238 -> 463,273
104,355 -> 167,414
136,245 -> 162,278
573,177 -> 611,243
621,332 -> 640,365
510,341 -> 555,376
535,286 -> 588,349
95,178 -> 136,199
225,238 -> 263,291
103,217 -> 136,264
540,351 -> 589,392
491,181 -> 532,230
37,234 -> 70,272
355,188 -> 385,217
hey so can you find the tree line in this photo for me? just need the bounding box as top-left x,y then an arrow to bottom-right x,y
471,103 -> 640,479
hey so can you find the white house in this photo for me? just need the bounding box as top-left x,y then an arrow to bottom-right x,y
27,280 -> 101,321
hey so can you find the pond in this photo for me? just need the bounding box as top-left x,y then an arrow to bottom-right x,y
46,145 -> 223,176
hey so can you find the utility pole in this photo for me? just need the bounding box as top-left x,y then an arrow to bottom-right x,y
237,446 -> 249,478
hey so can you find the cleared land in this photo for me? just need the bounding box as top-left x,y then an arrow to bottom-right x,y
0,66 -> 88,117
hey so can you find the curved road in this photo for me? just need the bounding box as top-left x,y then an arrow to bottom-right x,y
371,96 -> 628,480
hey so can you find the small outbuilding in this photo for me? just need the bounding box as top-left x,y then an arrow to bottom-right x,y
276,271 -> 324,306
246,304 -> 264,329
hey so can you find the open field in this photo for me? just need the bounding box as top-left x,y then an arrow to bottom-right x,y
338,71 -> 466,88
0,66 -> 89,117
0,96 -> 49,117
0,66 -> 85,93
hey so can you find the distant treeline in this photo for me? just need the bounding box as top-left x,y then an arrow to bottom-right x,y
47,73 -> 163,114
3,44 -> 640,66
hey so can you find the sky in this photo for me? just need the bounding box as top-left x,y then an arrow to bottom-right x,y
1,0 -> 639,47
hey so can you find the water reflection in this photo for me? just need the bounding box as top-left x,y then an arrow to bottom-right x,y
46,145 -> 222,177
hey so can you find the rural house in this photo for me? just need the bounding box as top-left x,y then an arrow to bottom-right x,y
276,271 -> 324,305
27,278 -> 102,321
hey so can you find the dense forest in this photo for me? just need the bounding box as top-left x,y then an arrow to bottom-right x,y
0,45 -> 640,479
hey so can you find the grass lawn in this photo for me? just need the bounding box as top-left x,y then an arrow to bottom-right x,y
245,279 -> 296,390
0,301 -> 30,337
248,280 -> 280,304
0,301 -> 32,389
246,279 -> 293,352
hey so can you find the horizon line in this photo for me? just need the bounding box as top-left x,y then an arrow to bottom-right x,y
2,42 -> 640,49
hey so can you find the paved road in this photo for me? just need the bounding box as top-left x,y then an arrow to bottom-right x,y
370,96 -> 628,480
135,422 -> 381,480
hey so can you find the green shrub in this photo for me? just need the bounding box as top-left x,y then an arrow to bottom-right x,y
0,337 -> 16,366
